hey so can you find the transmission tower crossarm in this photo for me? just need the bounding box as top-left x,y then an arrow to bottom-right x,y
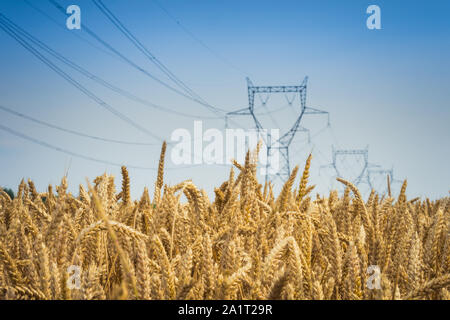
250,85 -> 306,93
226,107 -> 251,116
334,150 -> 367,155
304,106 -> 329,114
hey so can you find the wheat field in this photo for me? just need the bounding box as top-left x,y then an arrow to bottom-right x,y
0,142 -> 449,300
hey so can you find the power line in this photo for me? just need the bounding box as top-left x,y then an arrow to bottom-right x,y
152,0 -> 249,76
4,10 -> 278,121
0,122 -> 156,170
92,0 -> 202,101
0,13 -> 222,120
0,14 -> 253,156
91,0 -> 228,116
47,0 -> 249,130
23,0 -> 117,60
0,122 -> 234,171
46,0 -> 288,127
18,5 -> 274,121
47,0 -> 225,116
0,16 -> 248,166
0,104 -> 161,146
3,3 -> 316,175
0,14 -> 164,142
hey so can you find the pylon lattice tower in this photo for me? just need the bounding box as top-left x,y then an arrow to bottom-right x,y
226,77 -> 329,183
367,168 -> 402,194
320,146 -> 380,188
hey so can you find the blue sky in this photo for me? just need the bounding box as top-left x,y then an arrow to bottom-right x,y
0,0 -> 449,199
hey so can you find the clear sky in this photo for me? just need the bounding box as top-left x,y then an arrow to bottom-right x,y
0,0 -> 449,200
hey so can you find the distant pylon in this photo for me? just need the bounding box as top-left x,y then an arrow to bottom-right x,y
320,145 -> 380,188
367,168 -> 402,195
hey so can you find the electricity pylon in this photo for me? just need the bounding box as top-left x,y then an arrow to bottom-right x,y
367,168 -> 402,195
320,146 -> 380,188
226,77 -> 329,183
